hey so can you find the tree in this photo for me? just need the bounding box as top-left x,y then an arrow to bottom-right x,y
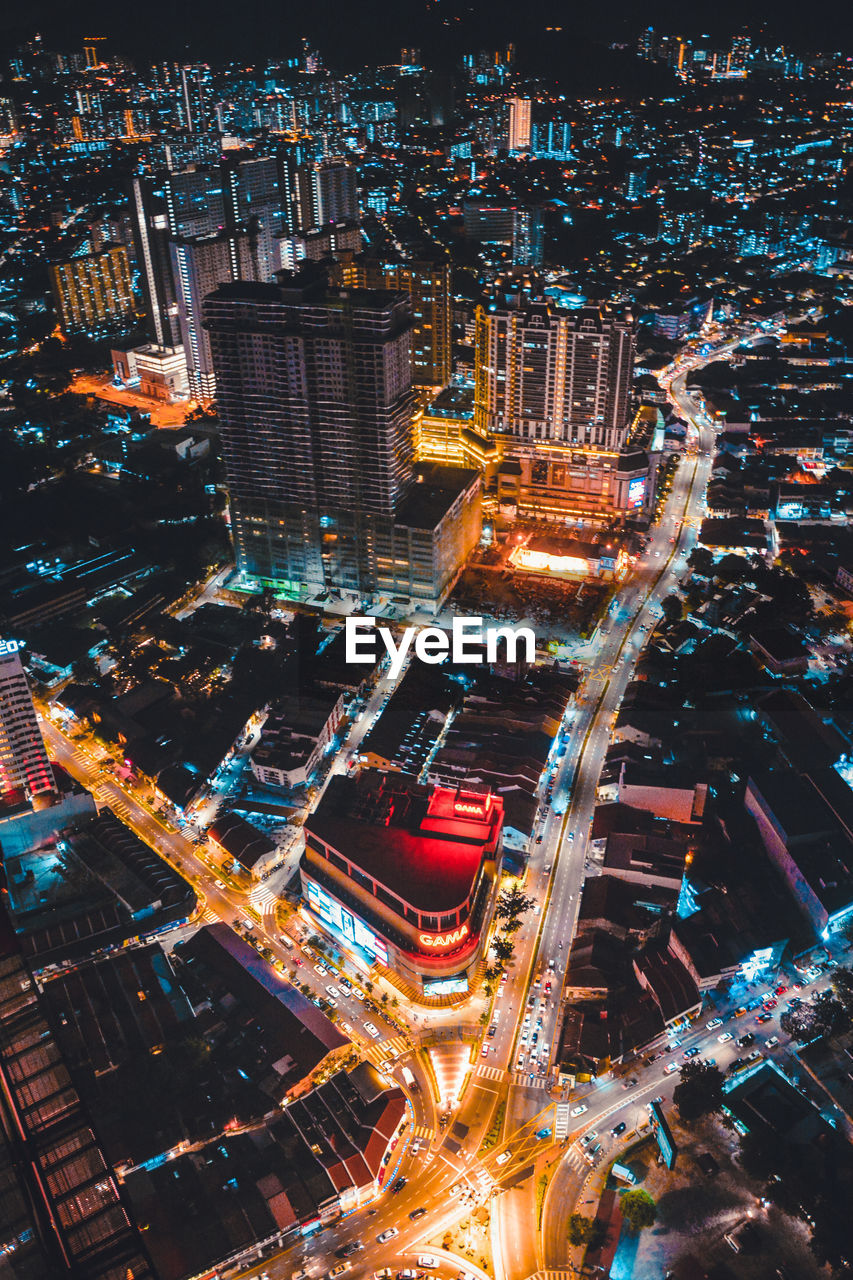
780,992 -> 850,1043
567,1213 -> 605,1247
673,1060 -> 724,1121
495,885 -> 536,922
687,546 -> 714,575
492,935 -> 515,966
715,553 -> 749,583
831,964 -> 853,1013
660,594 -> 683,624
619,1189 -> 657,1232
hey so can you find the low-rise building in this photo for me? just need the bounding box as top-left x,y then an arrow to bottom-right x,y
302,771 -> 503,996
208,812 -> 278,879
251,689 -> 345,789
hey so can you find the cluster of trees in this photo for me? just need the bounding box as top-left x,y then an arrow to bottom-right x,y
780,964 -> 853,1044
483,884 -> 536,993
685,547 -> 813,624
672,1059 -> 725,1121
739,1123 -> 853,1277
568,1190 -> 657,1245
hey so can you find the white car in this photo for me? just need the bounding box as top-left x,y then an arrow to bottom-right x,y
765,1036 -> 779,1048
717,1032 -> 733,1043
706,1018 -> 723,1029
496,1150 -> 511,1165
417,1258 -> 437,1269
326,985 -> 341,998
665,1061 -> 679,1074
377,1228 -> 398,1243
570,1104 -> 588,1117
364,1022 -> 380,1038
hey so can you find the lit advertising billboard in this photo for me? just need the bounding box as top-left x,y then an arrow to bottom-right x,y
423,976 -> 469,996
306,880 -> 389,964
628,477 -> 646,508
648,1099 -> 678,1170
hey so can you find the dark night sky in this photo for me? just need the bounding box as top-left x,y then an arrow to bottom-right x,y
1,0 -> 851,68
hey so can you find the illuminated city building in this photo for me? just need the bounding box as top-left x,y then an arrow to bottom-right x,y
0,640 -> 57,803
205,271 -> 481,607
475,275 -> 636,450
48,246 -> 135,338
471,274 -> 652,523
507,96 -> 531,152
170,228 -> 258,399
301,772 -> 504,996
330,254 -> 452,388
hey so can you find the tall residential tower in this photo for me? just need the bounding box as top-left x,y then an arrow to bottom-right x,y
0,641 -> 56,802
205,269 -> 480,607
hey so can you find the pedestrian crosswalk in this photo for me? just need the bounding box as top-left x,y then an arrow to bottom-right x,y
530,1270 -> 575,1280
475,1064 -> 506,1082
200,907 -> 219,923
563,1146 -> 587,1171
412,1124 -> 433,1141
249,884 -> 279,914
510,1072 -> 548,1090
364,1033 -> 410,1064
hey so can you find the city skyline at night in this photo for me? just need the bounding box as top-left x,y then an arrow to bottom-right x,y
1,9 -> 853,1280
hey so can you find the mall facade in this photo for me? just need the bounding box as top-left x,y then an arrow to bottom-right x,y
300,771 -> 504,997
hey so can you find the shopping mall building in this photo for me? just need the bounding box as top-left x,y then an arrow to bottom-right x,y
300,771 -> 504,997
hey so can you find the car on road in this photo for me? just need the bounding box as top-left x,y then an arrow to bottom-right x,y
611,1122 -> 627,1137
487,1024 -> 498,1038
544,863 -> 552,873
314,964 -> 328,976
409,1206 -> 427,1220
765,1036 -> 779,1048
706,1018 -> 723,1029
665,1062 -> 679,1074
214,879 -> 226,889
621,1077 -> 638,1089
570,1104 -> 588,1116
326,985 -> 341,998
329,1266 -> 349,1277
733,1006 -> 747,1017
717,1032 -> 733,1042
683,1047 -> 700,1059
377,1228 -> 399,1243
496,1151 -> 511,1165
364,1022 -> 380,1038
417,1257 -> 437,1268
586,1143 -> 602,1162
391,1177 -> 406,1193
736,1033 -> 755,1048
481,1043 -> 490,1056
580,1130 -> 598,1148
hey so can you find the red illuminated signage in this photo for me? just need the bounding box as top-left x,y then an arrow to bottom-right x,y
419,923 -> 469,949
454,801 -> 484,816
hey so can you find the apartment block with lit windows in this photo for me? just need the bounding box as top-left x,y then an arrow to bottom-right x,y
49,245 -> 135,338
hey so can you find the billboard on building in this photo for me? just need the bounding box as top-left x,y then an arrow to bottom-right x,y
628,476 -> 646,508
306,879 -> 389,964
648,1099 -> 678,1170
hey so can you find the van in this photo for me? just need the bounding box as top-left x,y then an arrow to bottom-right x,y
279,934 -> 294,950
724,1220 -> 758,1253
